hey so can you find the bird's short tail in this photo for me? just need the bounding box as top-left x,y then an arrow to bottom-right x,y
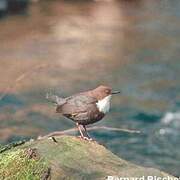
46,93 -> 66,106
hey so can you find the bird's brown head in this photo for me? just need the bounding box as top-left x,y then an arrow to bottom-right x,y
90,85 -> 120,100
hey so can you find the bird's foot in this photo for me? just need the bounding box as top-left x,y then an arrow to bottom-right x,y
77,136 -> 93,141
83,136 -> 93,141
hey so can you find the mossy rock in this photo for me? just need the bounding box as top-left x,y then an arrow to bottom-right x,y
0,136 -> 174,179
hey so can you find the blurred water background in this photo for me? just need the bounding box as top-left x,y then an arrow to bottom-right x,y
0,0 -> 180,176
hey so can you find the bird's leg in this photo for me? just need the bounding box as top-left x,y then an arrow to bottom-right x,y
83,125 -> 92,141
76,122 -> 85,139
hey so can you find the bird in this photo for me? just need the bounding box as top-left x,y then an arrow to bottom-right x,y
46,85 -> 120,140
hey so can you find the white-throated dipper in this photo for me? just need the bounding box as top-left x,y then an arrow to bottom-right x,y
46,85 -> 120,140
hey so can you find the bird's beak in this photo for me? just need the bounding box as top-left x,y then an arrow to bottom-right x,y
111,90 -> 121,95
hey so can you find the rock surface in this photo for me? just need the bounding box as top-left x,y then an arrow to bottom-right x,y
0,136 -> 174,179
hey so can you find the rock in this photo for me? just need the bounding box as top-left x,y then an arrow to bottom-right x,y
0,136 -> 174,179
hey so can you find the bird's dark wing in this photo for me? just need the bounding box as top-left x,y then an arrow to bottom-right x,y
56,94 -> 97,115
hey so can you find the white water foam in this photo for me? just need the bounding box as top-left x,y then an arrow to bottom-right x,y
161,112 -> 180,125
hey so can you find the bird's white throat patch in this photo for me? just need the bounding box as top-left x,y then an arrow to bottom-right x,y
96,95 -> 111,114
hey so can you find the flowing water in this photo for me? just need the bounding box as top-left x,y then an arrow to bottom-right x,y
0,0 -> 180,176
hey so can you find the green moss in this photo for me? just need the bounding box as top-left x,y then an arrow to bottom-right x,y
0,148 -> 48,179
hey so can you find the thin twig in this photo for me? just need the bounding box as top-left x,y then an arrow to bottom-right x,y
38,126 -> 141,140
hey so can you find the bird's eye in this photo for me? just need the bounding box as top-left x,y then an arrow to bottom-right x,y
105,89 -> 110,94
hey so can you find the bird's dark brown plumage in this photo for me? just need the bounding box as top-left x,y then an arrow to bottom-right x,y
46,85 -> 120,140
56,94 -> 105,125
